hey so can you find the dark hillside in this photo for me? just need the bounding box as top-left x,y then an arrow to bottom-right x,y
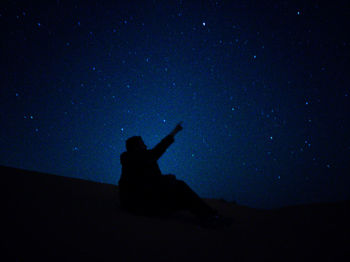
2,165 -> 348,261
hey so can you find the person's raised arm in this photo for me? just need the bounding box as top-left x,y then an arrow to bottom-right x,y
169,121 -> 183,137
150,122 -> 183,160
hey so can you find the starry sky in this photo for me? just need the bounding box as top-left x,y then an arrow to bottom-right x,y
1,0 -> 349,208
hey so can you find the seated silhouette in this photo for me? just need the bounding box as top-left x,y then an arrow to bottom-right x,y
118,122 -> 217,219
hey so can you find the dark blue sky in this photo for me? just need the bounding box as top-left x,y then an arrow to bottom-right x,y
1,0 -> 349,208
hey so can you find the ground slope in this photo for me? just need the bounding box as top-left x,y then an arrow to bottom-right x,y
2,165 -> 349,261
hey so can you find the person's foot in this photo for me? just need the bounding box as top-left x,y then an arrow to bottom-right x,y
196,214 -> 233,229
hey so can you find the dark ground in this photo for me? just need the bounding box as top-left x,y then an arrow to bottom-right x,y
2,165 -> 349,261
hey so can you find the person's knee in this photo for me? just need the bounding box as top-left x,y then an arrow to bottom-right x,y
176,179 -> 185,184
175,179 -> 187,187
176,180 -> 195,194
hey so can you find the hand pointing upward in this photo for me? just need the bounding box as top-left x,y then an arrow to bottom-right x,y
170,121 -> 183,137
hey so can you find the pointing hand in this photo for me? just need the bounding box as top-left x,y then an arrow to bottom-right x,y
170,121 -> 183,136
174,121 -> 183,133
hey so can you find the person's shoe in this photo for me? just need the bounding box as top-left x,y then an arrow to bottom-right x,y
196,214 -> 233,229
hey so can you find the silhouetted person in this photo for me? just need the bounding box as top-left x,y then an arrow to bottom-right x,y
118,122 -> 217,220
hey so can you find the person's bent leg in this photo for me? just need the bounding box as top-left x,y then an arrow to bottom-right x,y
173,180 -> 217,218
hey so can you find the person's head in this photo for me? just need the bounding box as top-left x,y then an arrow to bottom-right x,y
126,136 -> 147,152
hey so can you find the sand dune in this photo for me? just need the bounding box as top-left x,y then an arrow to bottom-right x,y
2,165 -> 348,261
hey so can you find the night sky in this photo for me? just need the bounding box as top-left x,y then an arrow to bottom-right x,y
1,0 -> 349,208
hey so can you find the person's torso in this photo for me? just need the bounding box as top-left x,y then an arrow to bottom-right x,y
119,150 -> 162,185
